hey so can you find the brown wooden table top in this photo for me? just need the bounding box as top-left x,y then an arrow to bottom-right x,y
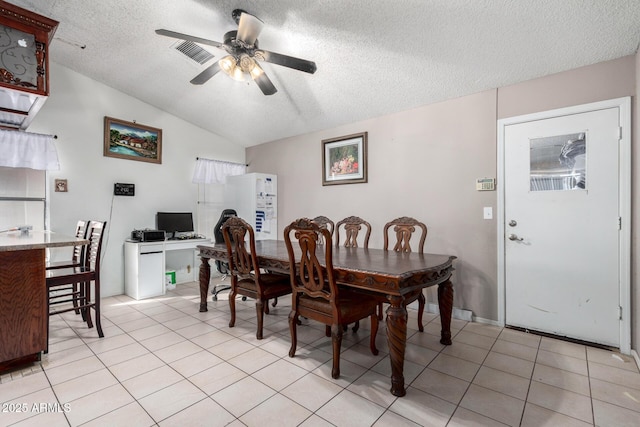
198,240 -> 456,296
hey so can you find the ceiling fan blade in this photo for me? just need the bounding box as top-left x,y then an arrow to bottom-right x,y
256,49 -> 317,74
156,29 -> 225,49
236,12 -> 263,45
190,61 -> 221,85
250,62 -> 277,95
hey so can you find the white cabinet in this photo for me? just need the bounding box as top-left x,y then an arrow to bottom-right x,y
124,238 -> 211,300
125,241 -> 165,300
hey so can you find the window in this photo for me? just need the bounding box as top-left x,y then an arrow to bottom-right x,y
530,132 -> 586,192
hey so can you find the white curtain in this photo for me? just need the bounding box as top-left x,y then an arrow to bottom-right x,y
0,129 -> 59,170
192,158 -> 245,184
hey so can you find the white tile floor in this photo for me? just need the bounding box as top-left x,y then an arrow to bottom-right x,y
2,277 -> 640,426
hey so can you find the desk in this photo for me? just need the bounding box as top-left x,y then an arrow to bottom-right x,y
0,231 -> 88,371
197,240 -> 456,397
125,238 -> 211,300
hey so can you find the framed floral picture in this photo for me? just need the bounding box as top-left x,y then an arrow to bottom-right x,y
322,132 -> 368,186
103,116 -> 162,164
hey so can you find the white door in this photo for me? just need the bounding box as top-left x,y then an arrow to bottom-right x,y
501,100 -> 629,348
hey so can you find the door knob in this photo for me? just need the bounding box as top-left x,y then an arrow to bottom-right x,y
508,234 -> 523,241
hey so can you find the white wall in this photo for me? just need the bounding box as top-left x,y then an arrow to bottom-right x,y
247,90 -> 499,320
26,62 -> 244,296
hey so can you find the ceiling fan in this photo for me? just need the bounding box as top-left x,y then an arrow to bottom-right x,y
156,9 -> 317,95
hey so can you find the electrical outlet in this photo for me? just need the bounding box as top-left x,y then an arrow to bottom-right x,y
483,207 -> 493,219
114,183 -> 135,196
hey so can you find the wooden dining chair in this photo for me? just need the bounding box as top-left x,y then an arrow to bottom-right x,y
382,216 -> 428,331
335,216 -> 371,248
46,221 -> 106,352
284,217 -> 379,379
335,215 -> 372,331
222,216 -> 291,340
46,220 -> 89,270
45,220 -> 89,315
312,215 -> 334,245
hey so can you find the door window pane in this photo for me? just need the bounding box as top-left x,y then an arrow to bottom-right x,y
530,133 -> 586,191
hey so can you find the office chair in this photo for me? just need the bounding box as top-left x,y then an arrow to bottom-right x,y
211,209 -> 237,301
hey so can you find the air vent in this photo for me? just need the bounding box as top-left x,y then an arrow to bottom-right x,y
172,40 -> 214,65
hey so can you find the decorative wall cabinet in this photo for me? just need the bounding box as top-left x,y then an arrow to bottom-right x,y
0,1 -> 58,129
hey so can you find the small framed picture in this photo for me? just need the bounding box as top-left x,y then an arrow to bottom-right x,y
104,116 -> 162,164
322,132 -> 368,186
54,179 -> 67,192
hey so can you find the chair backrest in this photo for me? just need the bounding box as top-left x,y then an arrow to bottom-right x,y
312,215 -> 334,245
383,216 -> 427,254
72,220 -> 89,264
221,216 -> 261,282
84,221 -> 107,271
284,218 -> 338,310
214,209 -> 237,244
335,216 -> 371,248
214,209 -> 237,274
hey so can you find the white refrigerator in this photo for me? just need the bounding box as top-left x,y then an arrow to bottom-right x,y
224,173 -> 277,240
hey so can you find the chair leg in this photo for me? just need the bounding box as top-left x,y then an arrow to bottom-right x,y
84,281 -> 94,329
369,313 -> 379,355
79,281 -> 88,321
288,311 -> 298,358
271,297 -> 278,307
93,278 -> 104,338
228,289 -> 237,328
330,323 -> 344,379
72,282 -> 81,315
45,298 -> 50,354
256,299 -> 264,340
417,291 -> 425,332
352,320 -> 360,333
377,302 -> 383,320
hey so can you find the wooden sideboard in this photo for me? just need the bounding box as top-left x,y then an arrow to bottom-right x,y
0,231 -> 87,372
0,248 -> 46,368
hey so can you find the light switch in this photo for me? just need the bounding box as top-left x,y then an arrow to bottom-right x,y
483,207 -> 493,219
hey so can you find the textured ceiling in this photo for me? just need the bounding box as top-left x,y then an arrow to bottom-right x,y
9,0 -> 640,147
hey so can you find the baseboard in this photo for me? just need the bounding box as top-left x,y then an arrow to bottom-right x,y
425,302 -> 473,322
472,316 -> 502,327
632,350 -> 640,370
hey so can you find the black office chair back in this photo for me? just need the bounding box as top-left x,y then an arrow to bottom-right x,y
214,209 -> 237,275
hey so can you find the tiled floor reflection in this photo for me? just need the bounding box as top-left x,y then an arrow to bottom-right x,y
1,277 -> 639,426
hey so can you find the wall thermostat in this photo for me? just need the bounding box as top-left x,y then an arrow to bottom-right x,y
114,183 -> 135,196
476,178 -> 495,191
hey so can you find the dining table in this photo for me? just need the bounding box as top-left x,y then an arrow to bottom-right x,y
197,240 -> 456,397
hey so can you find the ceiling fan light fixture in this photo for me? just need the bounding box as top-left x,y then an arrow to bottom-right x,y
219,55 -> 245,81
249,62 -> 264,80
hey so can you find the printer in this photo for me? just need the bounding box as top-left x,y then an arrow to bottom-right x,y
130,229 -> 166,242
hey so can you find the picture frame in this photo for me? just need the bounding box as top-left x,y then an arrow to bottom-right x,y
322,132 -> 368,186
104,116 -> 162,164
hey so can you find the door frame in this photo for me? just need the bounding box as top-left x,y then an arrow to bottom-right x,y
497,97 -> 631,354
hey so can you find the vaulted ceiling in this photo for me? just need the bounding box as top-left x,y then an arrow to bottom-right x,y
9,0 -> 640,146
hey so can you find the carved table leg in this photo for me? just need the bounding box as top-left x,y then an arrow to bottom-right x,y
437,279 -> 454,345
386,295 -> 408,397
199,256 -> 211,312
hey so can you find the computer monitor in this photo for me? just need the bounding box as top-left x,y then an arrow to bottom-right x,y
156,212 -> 194,239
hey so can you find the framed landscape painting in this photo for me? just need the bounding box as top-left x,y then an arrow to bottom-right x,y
104,117 -> 162,164
322,132 -> 368,186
